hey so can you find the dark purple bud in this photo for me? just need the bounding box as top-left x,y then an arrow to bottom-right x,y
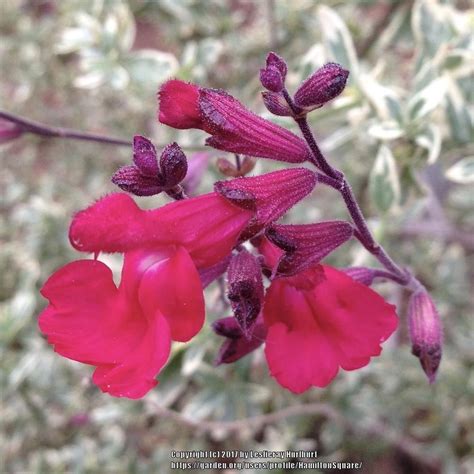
294,62 -> 349,112
0,119 -> 24,144
199,255 -> 231,289
408,291 -> 443,384
181,152 -> 209,196
213,315 -> 267,365
159,142 -> 188,188
111,165 -> 162,196
133,135 -> 159,176
227,249 -> 264,337
266,221 -> 353,276
343,267 -> 378,286
266,52 -> 287,82
262,91 -> 292,117
260,65 -> 284,93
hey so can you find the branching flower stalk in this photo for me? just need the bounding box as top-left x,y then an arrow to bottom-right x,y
283,88 -> 418,290
33,51 -> 443,399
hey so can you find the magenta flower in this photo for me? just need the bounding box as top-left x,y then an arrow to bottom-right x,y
259,239 -> 398,392
158,79 -> 311,163
39,192 -> 254,398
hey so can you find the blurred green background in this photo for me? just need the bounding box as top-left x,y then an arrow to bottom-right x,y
1,0 -> 473,473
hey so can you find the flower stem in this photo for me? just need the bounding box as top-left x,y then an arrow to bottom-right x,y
281,91 -> 419,289
0,109 -> 131,147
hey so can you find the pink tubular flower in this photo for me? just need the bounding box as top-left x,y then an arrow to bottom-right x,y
158,79 -> 310,163
69,192 -> 252,268
215,167 -> 317,240
39,192 -> 254,398
260,239 -> 398,393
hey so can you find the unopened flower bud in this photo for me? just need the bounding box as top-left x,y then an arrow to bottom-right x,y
262,91 -> 292,117
0,119 -> 24,144
111,165 -> 163,196
133,135 -> 159,176
260,65 -> 284,93
408,291 -> 443,384
227,249 -> 264,338
294,62 -> 349,112
265,52 -> 288,82
159,142 -> 188,188
266,220 -> 353,276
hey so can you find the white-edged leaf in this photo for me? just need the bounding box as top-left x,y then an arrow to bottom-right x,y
412,0 -> 455,58
55,27 -> 96,54
369,145 -> 400,213
408,77 -> 447,121
318,6 -> 359,76
415,124 -> 442,164
368,121 -> 405,141
125,50 -> 178,90
445,77 -> 473,143
358,73 -> 402,122
445,157 -> 474,184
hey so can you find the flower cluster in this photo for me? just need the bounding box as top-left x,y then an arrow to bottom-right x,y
39,53 -> 441,399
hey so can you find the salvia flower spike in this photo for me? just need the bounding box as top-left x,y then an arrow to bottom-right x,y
294,62 -> 349,112
266,220 -> 354,277
226,249 -> 264,337
408,291 -> 443,384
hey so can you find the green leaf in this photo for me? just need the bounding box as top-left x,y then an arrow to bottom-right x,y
445,157 -> 474,184
369,145 -> 400,213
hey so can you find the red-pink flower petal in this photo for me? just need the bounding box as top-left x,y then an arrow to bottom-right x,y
92,313 -> 170,399
158,80 -> 202,129
39,259 -> 172,398
69,192 -> 252,268
138,246 -> 205,342
264,266 -> 398,393
200,88 -> 310,163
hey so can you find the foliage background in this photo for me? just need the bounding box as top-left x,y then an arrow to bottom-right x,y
1,0 -> 473,473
